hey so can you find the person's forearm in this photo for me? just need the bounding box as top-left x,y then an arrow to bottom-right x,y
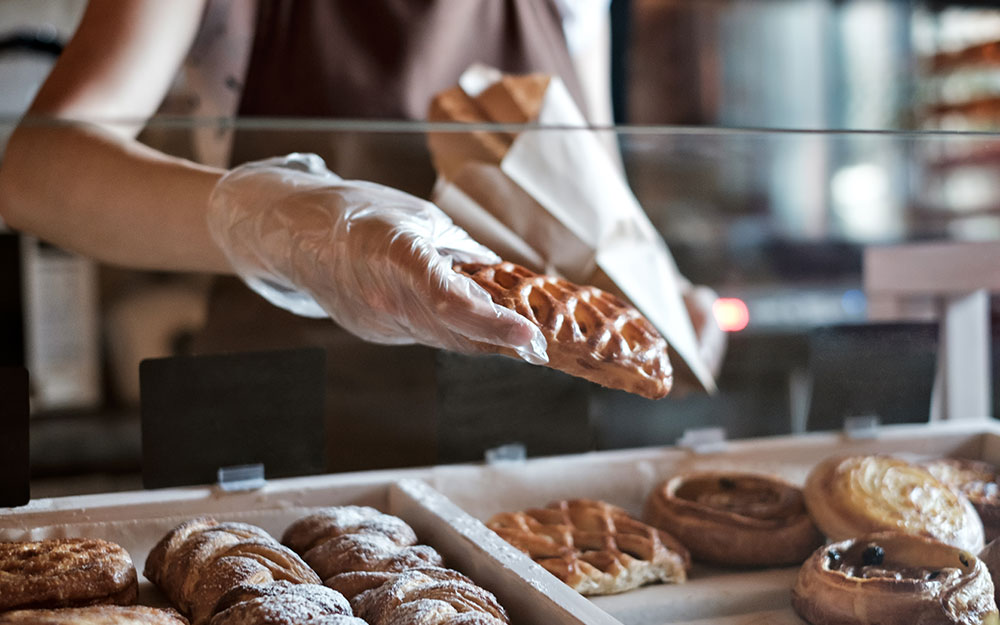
0,119 -> 230,273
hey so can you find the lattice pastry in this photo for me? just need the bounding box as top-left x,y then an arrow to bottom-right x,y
792,532 -> 999,625
0,606 -> 187,625
487,499 -> 690,595
0,538 -> 138,611
644,471 -> 824,567
454,261 -> 673,399
209,580 -> 366,625
282,506 -> 443,581
144,518 -> 320,625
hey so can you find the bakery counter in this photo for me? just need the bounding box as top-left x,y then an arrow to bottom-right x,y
3,420 -> 1000,625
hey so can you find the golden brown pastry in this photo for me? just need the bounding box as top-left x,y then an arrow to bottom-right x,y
282,506 -> 443,582
285,508 -> 510,625
804,455 -> 985,553
209,581 -> 365,625
486,498 -> 689,595
454,262 -> 673,399
0,606 -> 187,625
0,538 -> 138,611
792,532 -> 999,625
351,567 -> 508,625
925,458 -> 1000,542
144,518 -> 320,625
644,471 -> 824,567
426,73 -> 549,179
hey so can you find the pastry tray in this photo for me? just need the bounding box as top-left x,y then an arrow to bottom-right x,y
3,420 -> 999,625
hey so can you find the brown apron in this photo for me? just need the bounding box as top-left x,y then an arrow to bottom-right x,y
194,0 -> 594,472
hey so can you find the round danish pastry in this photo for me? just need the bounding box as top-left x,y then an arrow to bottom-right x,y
924,458 -> 1000,543
791,532 -> 999,625
643,471 -> 823,567
804,455 -> 985,553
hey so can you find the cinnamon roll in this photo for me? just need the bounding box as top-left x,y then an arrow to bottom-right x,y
792,532 -> 999,625
804,455 -> 985,552
644,471 -> 823,567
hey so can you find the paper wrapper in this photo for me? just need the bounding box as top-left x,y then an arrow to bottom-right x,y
428,65 -> 716,393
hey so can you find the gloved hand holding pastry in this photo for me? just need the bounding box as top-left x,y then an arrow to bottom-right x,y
207,153 -> 547,364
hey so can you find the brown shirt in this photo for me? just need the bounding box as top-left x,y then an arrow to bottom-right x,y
197,0 -> 594,472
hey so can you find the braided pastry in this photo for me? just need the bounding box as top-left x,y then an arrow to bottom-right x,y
144,518 -> 320,625
282,507 -> 443,581
351,568 -> 508,625
0,606 -> 187,625
210,581 -> 365,625
487,499 -> 690,595
0,538 -> 138,611
284,508 -> 510,625
454,261 -> 673,400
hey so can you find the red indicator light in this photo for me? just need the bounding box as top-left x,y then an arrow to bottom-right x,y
713,298 -> 749,332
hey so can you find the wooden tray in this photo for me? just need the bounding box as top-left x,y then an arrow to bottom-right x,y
0,471 -> 616,625
3,420 -> 999,625
419,421 -> 1000,625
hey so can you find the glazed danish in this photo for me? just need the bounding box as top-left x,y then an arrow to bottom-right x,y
144,518 -> 320,625
644,472 -> 824,567
454,262 -> 673,400
0,538 -> 138,611
924,458 -> 1000,542
791,532 -> 1000,625
486,498 -> 689,595
804,455 -> 985,552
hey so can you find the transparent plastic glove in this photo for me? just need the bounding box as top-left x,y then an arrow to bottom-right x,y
207,153 -> 547,363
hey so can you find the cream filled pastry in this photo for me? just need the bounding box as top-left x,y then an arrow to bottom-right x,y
804,455 -> 985,552
792,532 -> 1000,625
644,471 -> 823,567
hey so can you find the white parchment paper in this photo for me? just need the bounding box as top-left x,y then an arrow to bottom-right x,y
432,65 -> 716,393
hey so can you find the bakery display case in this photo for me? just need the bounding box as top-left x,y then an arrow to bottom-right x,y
5,421 -> 1000,625
1,118 -> 999,625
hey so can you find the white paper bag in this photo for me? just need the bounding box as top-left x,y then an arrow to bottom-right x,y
430,65 -> 716,393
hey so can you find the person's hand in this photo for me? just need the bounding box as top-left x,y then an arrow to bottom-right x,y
207,153 -> 547,363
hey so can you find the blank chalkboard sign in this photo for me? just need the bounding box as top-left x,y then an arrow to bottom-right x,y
0,366 -> 29,507
140,348 -> 326,489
